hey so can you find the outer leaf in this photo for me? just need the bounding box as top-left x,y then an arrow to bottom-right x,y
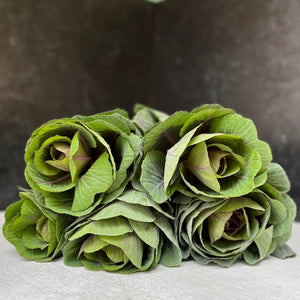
266,163 -> 291,193
133,107 -> 160,133
209,113 -> 272,170
26,161 -> 75,192
90,201 -> 155,223
133,105 -> 169,133
210,113 -> 258,145
144,111 -> 190,153
44,191 -> 103,217
272,244 -> 296,259
180,107 -> 234,137
129,219 -> 159,248
70,217 -> 133,240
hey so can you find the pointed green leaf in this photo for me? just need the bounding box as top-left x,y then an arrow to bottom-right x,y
164,126 -> 199,190
141,151 -> 171,203
184,141 -> 220,192
46,156 -> 70,172
72,151 -> 113,212
69,131 -> 91,183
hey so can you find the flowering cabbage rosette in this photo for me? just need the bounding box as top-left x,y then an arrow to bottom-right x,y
174,163 -> 296,267
140,104 -> 272,203
63,189 -> 182,273
25,109 -> 140,216
3,189 -> 72,262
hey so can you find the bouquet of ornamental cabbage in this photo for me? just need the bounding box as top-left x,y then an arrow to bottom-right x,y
24,109 -> 140,216
2,103 -> 297,272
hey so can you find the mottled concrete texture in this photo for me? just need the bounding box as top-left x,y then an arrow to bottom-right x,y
0,0 -> 299,219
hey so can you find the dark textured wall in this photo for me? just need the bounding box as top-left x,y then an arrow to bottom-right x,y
0,0 -> 299,219
152,0 -> 300,218
0,0 -> 154,209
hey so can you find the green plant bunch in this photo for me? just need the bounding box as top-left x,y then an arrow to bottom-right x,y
140,104 -> 272,204
174,163 -> 296,267
24,109 -> 141,217
63,189 -> 182,273
3,189 -> 73,262
2,104 -> 297,272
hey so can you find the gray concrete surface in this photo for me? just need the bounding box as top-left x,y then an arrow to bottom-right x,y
1,211 -> 300,300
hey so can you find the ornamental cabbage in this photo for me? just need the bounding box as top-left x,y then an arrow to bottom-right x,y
3,189 -> 72,262
174,163 -> 296,266
24,109 -> 140,216
63,189 -> 181,273
141,104 -> 272,203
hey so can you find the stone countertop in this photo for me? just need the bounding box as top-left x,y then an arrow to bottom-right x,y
0,211 -> 299,300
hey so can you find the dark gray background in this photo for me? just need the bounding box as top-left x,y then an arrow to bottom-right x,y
0,0 -> 299,219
